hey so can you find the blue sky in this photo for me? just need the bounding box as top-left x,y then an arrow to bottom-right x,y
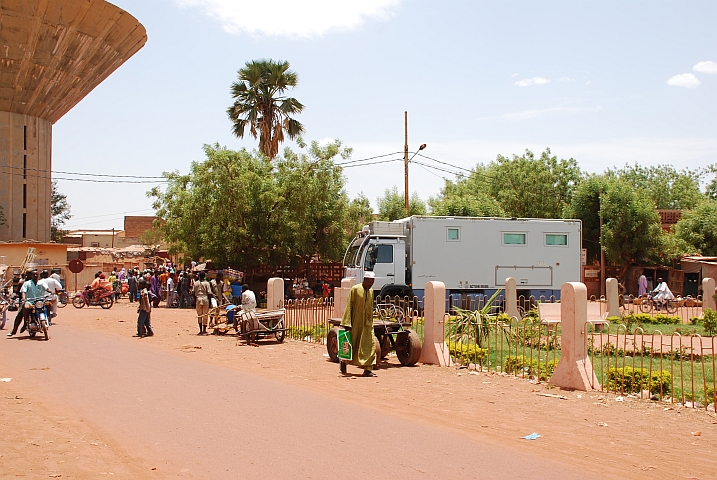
56,0 -> 717,230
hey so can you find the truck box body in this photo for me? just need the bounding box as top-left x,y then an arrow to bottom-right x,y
343,216 -> 582,300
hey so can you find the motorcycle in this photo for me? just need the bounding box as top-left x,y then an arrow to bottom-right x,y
57,290 -> 69,308
72,286 -> 114,309
25,297 -> 51,340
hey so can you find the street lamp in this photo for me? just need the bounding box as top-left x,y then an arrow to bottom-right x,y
404,110 -> 427,217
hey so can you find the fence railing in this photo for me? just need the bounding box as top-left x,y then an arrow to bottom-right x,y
283,297 -> 333,344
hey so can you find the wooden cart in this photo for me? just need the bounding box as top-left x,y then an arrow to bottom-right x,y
235,308 -> 286,344
326,304 -> 421,366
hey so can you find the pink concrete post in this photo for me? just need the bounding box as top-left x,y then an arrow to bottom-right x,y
703,278 -> 716,311
549,282 -> 600,391
333,277 -> 357,318
504,277 -> 521,320
267,277 -> 284,310
605,278 -> 620,318
418,281 -> 450,366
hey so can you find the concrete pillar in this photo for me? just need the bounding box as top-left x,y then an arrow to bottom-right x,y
333,277 -> 357,318
549,282 -> 600,391
605,278 -> 620,318
703,278 -> 716,311
504,277 -> 521,320
418,281 -> 451,366
266,277 -> 284,310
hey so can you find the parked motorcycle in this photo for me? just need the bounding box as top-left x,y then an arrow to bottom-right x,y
72,286 -> 114,309
25,297 -> 51,340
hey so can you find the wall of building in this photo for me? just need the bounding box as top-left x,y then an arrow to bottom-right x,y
0,112 -> 52,242
124,216 -> 159,238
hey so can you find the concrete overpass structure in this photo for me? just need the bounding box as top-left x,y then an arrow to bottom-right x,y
0,0 -> 147,242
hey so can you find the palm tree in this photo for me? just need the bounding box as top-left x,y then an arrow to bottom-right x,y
227,59 -> 305,159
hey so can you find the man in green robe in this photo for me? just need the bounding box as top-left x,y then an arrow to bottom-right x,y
340,272 -> 377,377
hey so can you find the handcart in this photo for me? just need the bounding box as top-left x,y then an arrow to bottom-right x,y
326,303 -> 421,366
234,308 -> 286,344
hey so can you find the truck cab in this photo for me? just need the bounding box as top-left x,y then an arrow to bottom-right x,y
343,224 -> 410,297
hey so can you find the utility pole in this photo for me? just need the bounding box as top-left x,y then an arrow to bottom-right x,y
404,111 -> 409,217
599,188 -> 605,298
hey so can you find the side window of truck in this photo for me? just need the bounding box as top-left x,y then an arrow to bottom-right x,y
364,245 -> 394,270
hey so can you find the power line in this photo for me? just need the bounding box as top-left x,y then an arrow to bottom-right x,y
415,153 -> 473,173
0,169 -> 167,184
0,164 -> 165,179
70,208 -> 156,221
341,158 -> 403,169
336,151 -> 402,166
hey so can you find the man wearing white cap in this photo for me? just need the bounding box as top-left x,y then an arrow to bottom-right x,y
340,272 -> 377,376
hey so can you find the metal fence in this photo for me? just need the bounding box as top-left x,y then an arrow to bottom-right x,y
283,297 -> 334,344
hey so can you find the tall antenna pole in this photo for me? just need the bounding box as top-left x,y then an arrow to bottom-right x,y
404,111 -> 409,217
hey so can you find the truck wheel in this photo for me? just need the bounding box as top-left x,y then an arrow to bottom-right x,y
326,327 -> 339,363
379,335 -> 391,359
396,329 -> 421,366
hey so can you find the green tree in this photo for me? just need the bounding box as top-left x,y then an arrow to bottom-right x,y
376,186 -> 426,221
51,181 -> 71,242
227,59 -> 305,160
607,164 -> 706,210
673,200 -> 717,256
345,193 -> 374,239
487,148 -> 582,218
565,176 -> 664,270
149,140 -> 351,268
429,171 -> 505,217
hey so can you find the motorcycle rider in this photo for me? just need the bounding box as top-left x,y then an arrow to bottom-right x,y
7,270 -> 47,337
38,270 -> 63,320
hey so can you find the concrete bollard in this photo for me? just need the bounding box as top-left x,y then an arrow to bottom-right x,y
549,282 -> 600,391
606,278 -> 620,318
504,277 -> 521,320
334,277 -> 357,318
703,278 -> 716,311
418,281 -> 451,366
267,277 -> 284,310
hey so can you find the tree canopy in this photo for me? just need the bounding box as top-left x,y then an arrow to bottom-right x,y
227,59 -> 305,159
149,140 -> 353,268
673,200 -> 717,256
376,186 -> 427,221
51,181 -> 71,242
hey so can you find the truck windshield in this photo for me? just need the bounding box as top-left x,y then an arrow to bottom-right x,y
344,243 -> 362,267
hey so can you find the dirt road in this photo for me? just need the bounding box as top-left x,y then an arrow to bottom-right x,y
1,303 -> 716,479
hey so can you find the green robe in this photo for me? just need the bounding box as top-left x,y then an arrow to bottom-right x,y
340,284 -> 376,369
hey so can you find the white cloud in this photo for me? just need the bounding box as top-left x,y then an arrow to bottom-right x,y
667,73 -> 701,88
515,77 -> 550,87
558,76 -> 575,82
501,106 -> 603,121
694,61 -> 717,74
175,0 -> 401,37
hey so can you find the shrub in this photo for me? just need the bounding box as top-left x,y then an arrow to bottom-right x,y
690,316 -> 701,326
504,355 -> 558,380
606,366 -> 671,395
448,343 -> 487,366
702,309 -> 717,336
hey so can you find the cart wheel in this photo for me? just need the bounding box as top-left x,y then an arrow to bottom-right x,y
326,327 -> 339,363
396,329 -> 421,366
379,335 -> 391,359
374,335 -> 381,363
275,329 -> 286,343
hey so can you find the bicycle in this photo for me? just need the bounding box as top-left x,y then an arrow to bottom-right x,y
639,292 -> 678,314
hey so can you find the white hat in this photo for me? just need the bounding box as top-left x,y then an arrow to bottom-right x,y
364,272 -> 376,279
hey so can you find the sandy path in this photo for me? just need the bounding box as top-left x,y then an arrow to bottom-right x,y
1,301 -> 716,479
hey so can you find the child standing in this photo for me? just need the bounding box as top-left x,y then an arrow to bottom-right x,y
136,278 -> 154,337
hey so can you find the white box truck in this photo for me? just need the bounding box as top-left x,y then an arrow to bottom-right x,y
343,216 -> 582,300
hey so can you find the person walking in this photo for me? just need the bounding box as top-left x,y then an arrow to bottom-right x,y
638,273 -> 648,297
135,278 -> 154,337
339,272 -> 377,377
7,274 -> 27,337
193,272 -> 211,335
127,270 -> 138,303
166,274 -> 175,308
179,273 -> 191,309
150,270 -> 162,308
